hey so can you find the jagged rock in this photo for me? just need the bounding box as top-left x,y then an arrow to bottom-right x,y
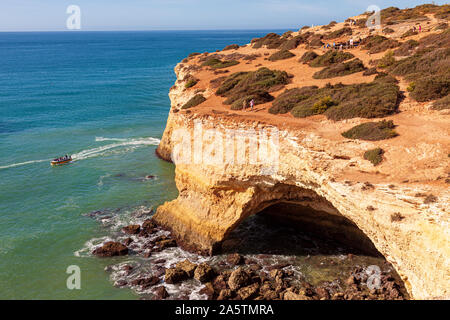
218,289 -> 233,300
237,283 -> 260,300
228,267 -> 250,291
142,219 -> 157,233
227,253 -> 244,265
212,275 -> 228,292
131,276 -> 160,289
346,275 -> 357,285
92,241 -> 128,257
315,287 -> 330,300
283,288 -> 312,300
114,280 -> 128,287
199,282 -> 215,300
155,239 -> 177,250
123,237 -> 133,246
194,263 -> 215,283
165,268 -> 188,284
269,269 -> 284,279
153,286 -> 169,299
176,259 -> 197,277
122,224 -> 140,235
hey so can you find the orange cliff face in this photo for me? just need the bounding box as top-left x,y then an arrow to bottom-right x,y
154,6 -> 450,300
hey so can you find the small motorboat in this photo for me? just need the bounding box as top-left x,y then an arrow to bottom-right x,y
51,155 -> 72,166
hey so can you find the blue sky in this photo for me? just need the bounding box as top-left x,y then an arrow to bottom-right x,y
0,0 -> 447,31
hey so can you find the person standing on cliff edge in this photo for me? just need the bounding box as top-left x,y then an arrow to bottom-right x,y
250,99 -> 255,111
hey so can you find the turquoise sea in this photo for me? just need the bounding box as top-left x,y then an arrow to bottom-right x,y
0,30 -> 281,299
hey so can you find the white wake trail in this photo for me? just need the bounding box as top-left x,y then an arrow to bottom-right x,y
0,159 -> 50,170
72,137 -> 161,161
0,137 -> 160,170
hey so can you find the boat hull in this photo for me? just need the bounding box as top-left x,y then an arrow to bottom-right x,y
51,159 -> 72,166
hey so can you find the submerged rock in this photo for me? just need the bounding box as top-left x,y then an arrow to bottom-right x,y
131,276 -> 160,289
92,241 -> 128,257
153,286 -> 169,299
122,224 -> 140,235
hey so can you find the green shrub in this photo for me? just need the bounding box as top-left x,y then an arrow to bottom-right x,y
223,44 -> 240,51
182,94 -> 206,109
188,52 -> 201,58
394,40 -> 419,56
310,51 -> 355,67
401,29 -> 418,39
299,51 -> 319,64
312,96 -> 337,113
356,18 -> 367,28
202,58 -> 239,69
308,36 -> 324,47
269,86 -> 318,114
433,4 -> 450,19
363,67 -> 378,76
431,94 -> 450,110
410,75 -> 450,102
417,29 -> 450,50
383,27 -> 395,34
268,49 -> 296,62
216,67 -> 290,105
279,35 -> 307,50
389,48 -> 450,79
380,5 -> 431,23
324,77 -> 399,120
435,23 -> 448,31
364,148 -> 384,165
362,35 -> 400,54
313,59 -> 366,79
341,120 -> 398,141
289,76 -> 400,120
184,77 -> 198,89
323,27 -> 352,40
252,33 -> 284,49
377,51 -> 396,68
389,45 -> 450,102
406,82 -> 415,92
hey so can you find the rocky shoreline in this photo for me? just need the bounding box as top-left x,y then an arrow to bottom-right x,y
92,217 -> 408,300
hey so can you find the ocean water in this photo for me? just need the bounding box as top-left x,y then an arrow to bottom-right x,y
0,30 -> 282,299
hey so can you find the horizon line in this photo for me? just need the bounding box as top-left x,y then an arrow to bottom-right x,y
0,27 -> 298,33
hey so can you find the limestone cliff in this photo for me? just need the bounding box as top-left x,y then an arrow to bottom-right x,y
154,17 -> 450,300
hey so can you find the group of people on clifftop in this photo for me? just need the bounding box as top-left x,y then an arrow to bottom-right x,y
242,98 -> 255,111
324,37 -> 362,51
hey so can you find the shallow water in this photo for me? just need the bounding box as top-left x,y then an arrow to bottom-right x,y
82,208 -> 405,300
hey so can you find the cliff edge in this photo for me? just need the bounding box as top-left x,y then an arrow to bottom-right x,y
154,5 -> 450,299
